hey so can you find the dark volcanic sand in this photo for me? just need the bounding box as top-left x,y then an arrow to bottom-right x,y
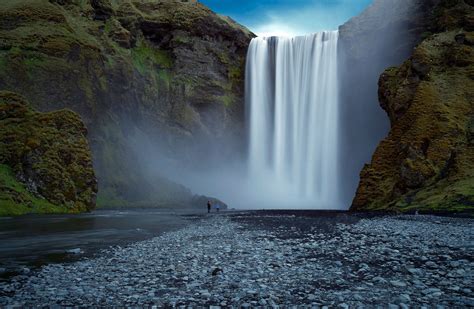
1,211 -> 473,307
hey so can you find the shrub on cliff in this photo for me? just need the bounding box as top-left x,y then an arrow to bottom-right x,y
0,91 -> 97,215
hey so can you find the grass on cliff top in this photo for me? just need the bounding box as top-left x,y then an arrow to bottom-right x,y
0,164 -> 66,216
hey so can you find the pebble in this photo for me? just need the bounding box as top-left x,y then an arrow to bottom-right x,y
390,280 -> 407,287
67,248 -> 82,255
398,294 -> 411,303
0,214 -> 472,307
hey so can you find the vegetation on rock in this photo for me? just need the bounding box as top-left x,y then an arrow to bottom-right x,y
337,0 -> 441,205
0,0 -> 254,207
352,0 -> 474,213
0,91 -> 97,215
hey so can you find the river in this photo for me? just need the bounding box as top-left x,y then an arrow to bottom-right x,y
0,209 -> 197,279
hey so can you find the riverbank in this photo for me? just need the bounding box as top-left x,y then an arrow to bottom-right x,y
1,212 -> 473,307
0,209 -> 193,279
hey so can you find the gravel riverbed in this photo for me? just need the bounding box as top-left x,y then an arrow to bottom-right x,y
0,213 -> 473,307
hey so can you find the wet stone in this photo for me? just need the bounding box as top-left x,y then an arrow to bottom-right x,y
0,214 -> 472,307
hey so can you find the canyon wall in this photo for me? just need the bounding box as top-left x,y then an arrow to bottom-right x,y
0,0 -> 253,208
351,0 -> 474,212
338,0 -> 440,206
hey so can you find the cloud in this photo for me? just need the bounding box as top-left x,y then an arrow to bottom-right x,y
253,22 -> 302,37
249,0 -> 372,37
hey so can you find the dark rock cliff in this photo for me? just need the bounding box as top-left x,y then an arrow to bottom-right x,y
0,0 -> 254,207
351,0 -> 474,212
0,91 -> 97,215
338,0 -> 441,206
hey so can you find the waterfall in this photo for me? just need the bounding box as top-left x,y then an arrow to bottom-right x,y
245,31 -> 341,209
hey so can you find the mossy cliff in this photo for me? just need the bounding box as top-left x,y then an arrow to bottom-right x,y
0,91 -> 97,215
0,0 -> 253,207
352,0 -> 474,213
338,0 -> 440,205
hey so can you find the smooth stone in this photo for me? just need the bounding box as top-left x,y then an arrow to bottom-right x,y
67,248 -> 82,254
21,267 -> 30,274
407,268 -> 422,275
390,280 -> 407,287
372,276 -> 387,283
353,294 -> 363,301
422,288 -> 441,295
398,294 -> 411,303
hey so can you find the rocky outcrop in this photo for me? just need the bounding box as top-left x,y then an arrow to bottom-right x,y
337,0 -> 440,206
352,0 -> 474,212
0,0 -> 254,207
0,91 -> 97,215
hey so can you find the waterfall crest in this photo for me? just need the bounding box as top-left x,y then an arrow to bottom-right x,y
246,31 -> 341,208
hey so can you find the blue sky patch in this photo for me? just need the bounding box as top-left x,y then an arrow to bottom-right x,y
200,0 -> 373,37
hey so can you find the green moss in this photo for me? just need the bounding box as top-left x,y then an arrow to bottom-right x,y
23,56 -> 44,68
0,164 -> 66,216
157,70 -> 171,87
131,40 -> 173,74
221,94 -> 235,107
0,0 -> 251,211
104,19 -> 114,34
22,53 -> 46,79
174,75 -> 198,96
352,19 -> 474,214
0,91 -> 97,215
229,65 -> 242,82
78,75 -> 95,102
217,51 -> 230,65
9,46 -> 22,56
407,177 -> 474,211
173,35 -> 191,45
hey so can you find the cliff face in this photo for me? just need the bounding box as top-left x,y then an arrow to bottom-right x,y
0,91 -> 97,215
0,0 -> 253,206
352,0 -> 474,212
337,0 -> 439,205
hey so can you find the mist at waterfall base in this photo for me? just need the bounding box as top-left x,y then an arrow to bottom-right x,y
120,0 -> 430,210
130,31 -> 348,210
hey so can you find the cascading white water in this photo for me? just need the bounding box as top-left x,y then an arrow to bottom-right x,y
246,31 -> 341,209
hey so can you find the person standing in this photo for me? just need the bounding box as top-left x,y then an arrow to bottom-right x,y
216,203 -> 220,213
207,200 -> 211,213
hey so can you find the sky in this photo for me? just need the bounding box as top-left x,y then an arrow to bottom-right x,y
200,0 -> 373,37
